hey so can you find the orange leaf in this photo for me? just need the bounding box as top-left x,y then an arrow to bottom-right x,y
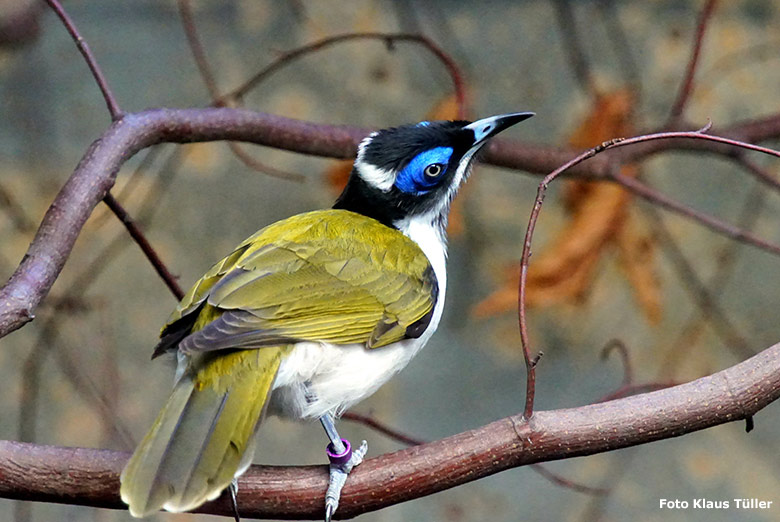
616,212 -> 662,324
474,87 -> 662,323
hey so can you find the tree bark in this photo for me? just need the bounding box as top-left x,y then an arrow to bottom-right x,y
1,341 -> 778,519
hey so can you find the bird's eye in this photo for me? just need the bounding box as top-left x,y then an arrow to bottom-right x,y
424,163 -> 444,178
394,147 -> 452,194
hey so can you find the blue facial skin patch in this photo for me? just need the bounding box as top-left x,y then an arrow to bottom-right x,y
395,146 -> 453,194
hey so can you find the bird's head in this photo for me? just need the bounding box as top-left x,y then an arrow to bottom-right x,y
334,112 -> 534,232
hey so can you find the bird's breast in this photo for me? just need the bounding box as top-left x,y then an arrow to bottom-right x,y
268,210 -> 449,421
269,290 -> 445,420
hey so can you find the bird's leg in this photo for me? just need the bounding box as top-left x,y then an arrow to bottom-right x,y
229,478 -> 240,522
320,412 -> 368,522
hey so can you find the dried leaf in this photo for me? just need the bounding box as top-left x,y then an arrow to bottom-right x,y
616,212 -> 662,324
473,88 -> 662,324
324,159 -> 352,195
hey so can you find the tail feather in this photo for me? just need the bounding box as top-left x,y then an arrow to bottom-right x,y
121,348 -> 284,518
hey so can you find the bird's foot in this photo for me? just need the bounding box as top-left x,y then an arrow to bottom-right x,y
229,478 -> 240,522
324,438 -> 368,522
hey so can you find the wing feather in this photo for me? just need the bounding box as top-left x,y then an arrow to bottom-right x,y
159,210 -> 437,357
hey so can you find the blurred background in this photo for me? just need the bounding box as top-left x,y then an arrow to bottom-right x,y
1,1 -> 779,521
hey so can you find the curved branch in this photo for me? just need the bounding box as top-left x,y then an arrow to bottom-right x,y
1,341 -> 778,518
0,108 -> 367,338
4,109 -> 780,338
223,32 -> 468,119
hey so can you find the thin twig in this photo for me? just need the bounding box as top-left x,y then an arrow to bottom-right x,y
597,0 -> 641,95
581,450 -> 637,522
89,145 -> 164,230
102,193 -> 183,300
67,147 -> 185,302
659,178 -> 768,377
44,0 -> 122,120
226,141 -> 305,182
1,340 -> 778,517
5,109 -> 780,340
224,32 -> 468,119
731,154 -> 780,192
177,0 -> 304,182
341,412 -> 424,446
612,172 -> 780,257
601,339 -> 633,387
516,127 -> 780,420
645,206 -> 754,359
0,182 -> 34,233
19,311 -> 135,452
45,0 -> 184,302
553,0 -> 598,97
668,0 -> 718,121
529,464 -> 609,496
15,151 -> 186,457
176,0 -> 220,100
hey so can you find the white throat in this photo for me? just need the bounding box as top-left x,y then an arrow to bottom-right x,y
394,212 -> 448,301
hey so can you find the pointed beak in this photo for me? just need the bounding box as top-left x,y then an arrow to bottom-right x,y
464,111 -> 535,148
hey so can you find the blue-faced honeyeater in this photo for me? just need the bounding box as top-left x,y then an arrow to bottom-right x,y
119,112 -> 534,520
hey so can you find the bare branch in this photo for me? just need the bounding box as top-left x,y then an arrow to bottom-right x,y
553,0 -> 598,97
668,0 -> 718,121
644,205 -> 754,359
177,0 -> 304,182
0,108 -> 369,338
4,109 -> 780,340
611,173 -> 780,257
1,340 -> 777,518
101,194 -> 184,300
223,32 -> 468,119
44,0 -> 122,120
529,464 -> 609,496
660,180 -> 768,376
516,127 -> 780,420
176,0 -> 220,100
342,411 -> 606,497
601,339 -> 633,387
341,412 -> 424,447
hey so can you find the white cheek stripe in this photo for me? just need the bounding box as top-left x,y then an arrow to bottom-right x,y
355,158 -> 395,192
453,146 -> 479,188
357,132 -> 378,161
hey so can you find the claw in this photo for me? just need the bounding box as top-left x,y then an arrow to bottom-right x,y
229,478 -> 240,522
324,498 -> 336,522
324,440 -> 368,521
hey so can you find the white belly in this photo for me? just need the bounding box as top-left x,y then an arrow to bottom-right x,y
270,292 -> 444,420
270,210 -> 449,420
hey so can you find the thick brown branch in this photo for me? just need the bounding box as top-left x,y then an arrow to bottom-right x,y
0,108 -> 368,338
1,341 -> 777,519
4,109 -> 780,339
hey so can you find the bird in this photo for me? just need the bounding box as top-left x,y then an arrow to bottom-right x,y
119,111 -> 534,520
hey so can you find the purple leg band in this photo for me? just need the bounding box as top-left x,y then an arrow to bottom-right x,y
326,438 -> 352,466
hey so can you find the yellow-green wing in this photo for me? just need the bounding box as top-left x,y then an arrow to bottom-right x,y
152,209 -> 437,358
